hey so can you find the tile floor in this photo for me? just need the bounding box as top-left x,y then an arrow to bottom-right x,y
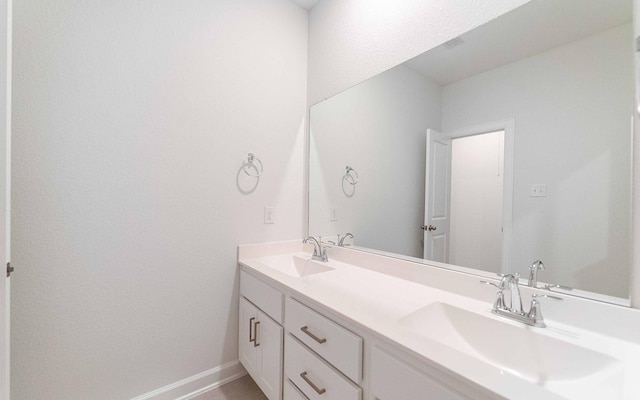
191,375 -> 267,400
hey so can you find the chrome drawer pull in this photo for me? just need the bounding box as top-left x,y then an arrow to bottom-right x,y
300,371 -> 326,395
300,326 -> 327,344
254,321 -> 260,347
249,317 -> 256,343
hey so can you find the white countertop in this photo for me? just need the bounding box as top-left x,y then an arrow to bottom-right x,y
238,240 -> 640,400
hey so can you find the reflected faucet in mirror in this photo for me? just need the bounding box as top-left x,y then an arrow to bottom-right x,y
527,260 -> 545,287
338,233 -> 354,247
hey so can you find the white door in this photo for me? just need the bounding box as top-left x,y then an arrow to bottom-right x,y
254,309 -> 283,400
423,129 -> 451,262
0,0 -> 11,398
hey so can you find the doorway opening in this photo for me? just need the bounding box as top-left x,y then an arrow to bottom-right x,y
423,119 -> 514,274
449,130 -> 504,273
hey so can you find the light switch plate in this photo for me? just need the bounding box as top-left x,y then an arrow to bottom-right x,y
330,207 -> 338,222
530,184 -> 547,197
264,206 -> 276,224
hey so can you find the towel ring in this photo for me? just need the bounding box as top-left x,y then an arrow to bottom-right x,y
243,153 -> 264,178
344,166 -> 359,185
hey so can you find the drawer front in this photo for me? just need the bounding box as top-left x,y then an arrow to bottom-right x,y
284,379 -> 309,400
240,270 -> 283,323
285,298 -> 362,383
371,346 -> 468,400
285,335 -> 361,400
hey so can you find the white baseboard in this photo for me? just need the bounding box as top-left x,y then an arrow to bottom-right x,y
131,360 -> 247,400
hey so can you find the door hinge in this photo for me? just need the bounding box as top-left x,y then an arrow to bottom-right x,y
6,262 -> 13,278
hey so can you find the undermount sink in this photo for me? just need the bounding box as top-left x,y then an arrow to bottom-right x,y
399,302 -> 622,385
255,254 -> 334,278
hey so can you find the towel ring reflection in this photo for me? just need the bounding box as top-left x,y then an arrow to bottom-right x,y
243,153 -> 264,178
344,166 -> 359,185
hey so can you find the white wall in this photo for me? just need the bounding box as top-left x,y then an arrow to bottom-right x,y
442,24 -> 633,298
310,65 -> 441,257
307,0 -> 532,105
449,132 -> 503,273
11,1 -> 307,399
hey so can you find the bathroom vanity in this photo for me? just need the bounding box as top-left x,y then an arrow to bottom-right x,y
235,1 -> 640,399
237,240 -> 640,400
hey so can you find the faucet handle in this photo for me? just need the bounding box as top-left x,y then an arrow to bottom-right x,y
527,293 -> 562,327
481,281 -> 506,311
494,273 -> 512,287
480,280 -> 499,288
531,293 -> 562,301
543,283 -> 573,292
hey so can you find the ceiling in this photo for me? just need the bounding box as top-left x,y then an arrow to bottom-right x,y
403,0 -> 633,86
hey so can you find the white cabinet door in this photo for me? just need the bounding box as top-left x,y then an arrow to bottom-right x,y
239,296 -> 283,400
239,297 -> 258,376
370,346 -> 467,400
254,309 -> 283,400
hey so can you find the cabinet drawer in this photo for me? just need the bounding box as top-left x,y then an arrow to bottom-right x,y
285,298 -> 362,383
371,346 -> 467,400
240,270 -> 283,323
284,379 -> 309,400
285,335 -> 361,400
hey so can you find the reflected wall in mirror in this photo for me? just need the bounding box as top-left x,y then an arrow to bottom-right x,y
309,0 -> 633,301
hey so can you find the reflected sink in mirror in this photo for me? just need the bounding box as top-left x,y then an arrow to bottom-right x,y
399,302 -> 622,385
255,254 -> 334,278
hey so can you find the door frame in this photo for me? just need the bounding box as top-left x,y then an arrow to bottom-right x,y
0,0 -> 11,397
446,118 -> 515,275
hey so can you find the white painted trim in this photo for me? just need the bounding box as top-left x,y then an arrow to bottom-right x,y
446,118 -> 515,275
130,361 -> 247,400
1,0 -> 10,398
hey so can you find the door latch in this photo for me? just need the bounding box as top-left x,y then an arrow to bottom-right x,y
6,262 -> 13,277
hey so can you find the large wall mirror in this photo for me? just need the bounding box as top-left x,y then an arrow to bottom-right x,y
308,0 -> 634,304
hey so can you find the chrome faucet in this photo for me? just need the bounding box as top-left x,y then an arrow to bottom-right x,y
526,260 -> 574,292
527,260 -> 545,287
503,274 -> 523,313
302,236 -> 328,262
481,274 -> 561,328
337,232 -> 354,247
